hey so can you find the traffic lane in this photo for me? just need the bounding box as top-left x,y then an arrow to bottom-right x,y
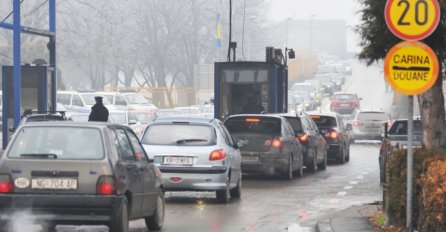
50,144 -> 382,232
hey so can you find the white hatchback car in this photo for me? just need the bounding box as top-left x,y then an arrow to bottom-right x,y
140,116 -> 243,203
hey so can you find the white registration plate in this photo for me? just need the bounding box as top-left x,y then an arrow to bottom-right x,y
32,178 -> 77,190
340,104 -> 350,107
242,156 -> 259,163
163,156 -> 193,166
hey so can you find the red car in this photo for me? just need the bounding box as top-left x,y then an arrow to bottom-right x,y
330,93 -> 361,114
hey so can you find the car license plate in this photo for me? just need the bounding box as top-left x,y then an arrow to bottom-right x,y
163,156 -> 193,166
242,156 -> 259,163
31,178 -> 77,190
340,104 -> 350,107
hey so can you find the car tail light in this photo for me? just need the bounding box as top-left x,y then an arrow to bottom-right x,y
330,131 -> 339,139
271,138 -> 282,148
209,149 -> 227,161
0,174 -> 13,193
96,176 -> 116,195
298,134 -> 309,143
353,121 -> 362,126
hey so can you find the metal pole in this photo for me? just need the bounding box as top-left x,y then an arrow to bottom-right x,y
49,0 -> 57,113
13,0 -> 21,128
406,95 -> 414,232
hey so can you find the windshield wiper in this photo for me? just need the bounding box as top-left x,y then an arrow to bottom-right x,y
176,139 -> 207,144
20,153 -> 58,159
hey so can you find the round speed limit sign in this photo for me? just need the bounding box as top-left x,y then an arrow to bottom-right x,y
385,0 -> 440,40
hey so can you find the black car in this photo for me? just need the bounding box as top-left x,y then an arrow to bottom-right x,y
280,114 -> 328,172
308,112 -> 351,164
224,114 -> 304,179
0,122 -> 165,232
379,118 -> 423,183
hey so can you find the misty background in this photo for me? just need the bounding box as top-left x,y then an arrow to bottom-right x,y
0,0 -> 359,92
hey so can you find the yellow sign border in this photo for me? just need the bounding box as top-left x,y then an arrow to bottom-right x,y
384,41 -> 439,95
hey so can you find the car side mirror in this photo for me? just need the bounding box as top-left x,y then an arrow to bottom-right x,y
346,124 -> 352,131
9,127 -> 15,133
235,140 -> 245,149
359,97 -> 363,100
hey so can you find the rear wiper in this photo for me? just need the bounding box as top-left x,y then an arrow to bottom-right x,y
20,153 -> 58,159
176,139 -> 207,144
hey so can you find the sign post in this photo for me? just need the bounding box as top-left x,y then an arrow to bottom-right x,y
384,1 -> 440,231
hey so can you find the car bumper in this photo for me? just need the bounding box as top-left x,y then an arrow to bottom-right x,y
240,152 -> 289,176
0,194 -> 124,225
159,166 -> 229,191
331,108 -> 355,114
351,130 -> 381,140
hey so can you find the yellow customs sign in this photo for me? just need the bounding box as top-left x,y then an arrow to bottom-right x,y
385,0 -> 440,40
384,41 -> 438,95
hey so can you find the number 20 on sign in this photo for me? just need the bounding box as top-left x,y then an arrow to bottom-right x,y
385,0 -> 440,40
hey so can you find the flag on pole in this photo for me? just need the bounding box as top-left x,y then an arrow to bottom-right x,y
216,14 -> 222,48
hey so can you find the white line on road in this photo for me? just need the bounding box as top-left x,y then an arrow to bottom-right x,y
344,186 -> 353,190
356,175 -> 364,179
287,223 -> 313,232
349,180 -> 359,185
337,191 -> 347,196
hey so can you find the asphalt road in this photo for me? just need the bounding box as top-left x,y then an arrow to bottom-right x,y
8,59 -> 390,232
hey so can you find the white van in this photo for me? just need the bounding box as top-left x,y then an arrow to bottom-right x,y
97,91 -> 158,111
57,90 -> 116,113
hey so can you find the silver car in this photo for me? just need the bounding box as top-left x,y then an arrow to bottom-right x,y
0,122 -> 165,232
348,109 -> 391,142
140,116 -> 243,203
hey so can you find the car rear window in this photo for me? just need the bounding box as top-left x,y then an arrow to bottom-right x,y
8,126 -> 104,160
333,94 -> 354,100
388,120 -> 422,135
310,115 -> 337,128
141,124 -> 216,146
284,117 -> 303,133
357,112 -> 388,121
225,117 -> 281,136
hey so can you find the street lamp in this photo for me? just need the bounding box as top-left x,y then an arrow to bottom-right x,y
309,14 -> 317,51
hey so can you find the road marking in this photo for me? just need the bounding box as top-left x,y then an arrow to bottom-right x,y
349,180 -> 359,185
287,223 -> 313,232
344,186 -> 353,190
337,191 -> 347,196
356,175 -> 364,179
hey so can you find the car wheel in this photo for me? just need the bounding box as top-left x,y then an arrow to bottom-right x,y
337,147 -> 346,164
216,176 -> 230,203
282,157 -> 293,180
145,189 -> 165,231
109,198 -> 129,232
308,149 -> 318,172
317,149 -> 327,170
294,153 -> 304,177
230,172 -> 242,198
346,145 -> 350,162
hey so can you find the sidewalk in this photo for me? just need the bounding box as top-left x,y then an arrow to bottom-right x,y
315,204 -> 381,232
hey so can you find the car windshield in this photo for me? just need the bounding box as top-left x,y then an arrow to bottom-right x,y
125,93 -> 149,104
109,112 -> 128,124
357,112 -> 388,121
225,117 -> 281,136
310,115 -> 338,128
333,94 -> 355,100
8,126 -> 104,160
82,93 -> 113,105
141,124 -> 216,146
128,111 -> 156,123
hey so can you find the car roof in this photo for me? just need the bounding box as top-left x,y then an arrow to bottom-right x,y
153,115 -> 215,123
225,114 -> 285,120
306,111 -> 339,117
16,121 -> 121,129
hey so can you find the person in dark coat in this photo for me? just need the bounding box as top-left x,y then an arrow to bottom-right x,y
88,96 -> 109,122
